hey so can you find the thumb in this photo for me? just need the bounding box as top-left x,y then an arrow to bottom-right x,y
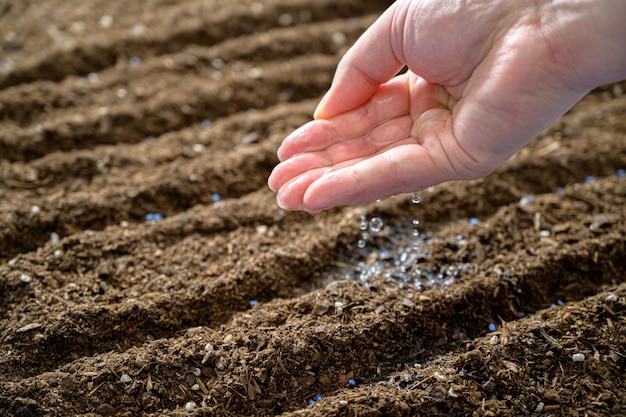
314,4 -> 405,119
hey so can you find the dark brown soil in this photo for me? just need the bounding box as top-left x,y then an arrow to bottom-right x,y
1,1 -> 625,416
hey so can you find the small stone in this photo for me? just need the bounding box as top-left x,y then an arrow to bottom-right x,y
120,374 -> 132,383
489,335 -> 499,345
185,401 -> 196,412
30,205 -> 41,213
20,274 -> 32,284
191,384 -> 200,391
572,353 -> 585,362
192,368 -> 201,376
605,294 -> 618,302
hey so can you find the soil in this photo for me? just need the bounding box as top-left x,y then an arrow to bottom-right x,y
1,1 -> 625,416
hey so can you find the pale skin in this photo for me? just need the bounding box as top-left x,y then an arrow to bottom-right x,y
268,0 -> 626,214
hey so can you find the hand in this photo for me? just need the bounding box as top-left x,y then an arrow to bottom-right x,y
268,0 -> 625,213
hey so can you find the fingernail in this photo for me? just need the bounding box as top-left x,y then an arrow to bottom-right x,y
276,193 -> 287,210
313,95 -> 328,120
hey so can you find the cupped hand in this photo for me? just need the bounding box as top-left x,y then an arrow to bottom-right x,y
268,0 -> 590,213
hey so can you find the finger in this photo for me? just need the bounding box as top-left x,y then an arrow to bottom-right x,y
277,75 -> 411,161
314,4 -> 405,119
299,142 -> 454,212
269,114 -> 413,191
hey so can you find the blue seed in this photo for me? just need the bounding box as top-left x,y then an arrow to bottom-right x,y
469,217 -> 479,225
202,119 -> 212,128
249,300 -> 258,306
557,299 -> 564,306
348,378 -> 357,387
282,88 -> 294,99
617,169 -> 625,177
314,395 -> 323,402
585,176 -> 595,184
212,193 -> 221,202
145,213 -> 163,222
307,399 -> 315,406
556,187 -> 565,195
488,323 -> 496,333
129,56 -> 142,67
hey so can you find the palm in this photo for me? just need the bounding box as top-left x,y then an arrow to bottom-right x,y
268,71 -> 460,212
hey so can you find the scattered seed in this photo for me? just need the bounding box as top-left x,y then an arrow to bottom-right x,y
488,323 -> 497,333
572,353 -> 585,362
99,15 -> 114,28
120,374 -> 132,383
185,401 -> 196,412
605,294 -> 618,302
20,274 -> 32,284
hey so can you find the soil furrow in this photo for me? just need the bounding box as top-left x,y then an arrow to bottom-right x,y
1,223 -> 623,415
0,54 -> 337,162
0,0 -> 390,90
0,16 -> 376,126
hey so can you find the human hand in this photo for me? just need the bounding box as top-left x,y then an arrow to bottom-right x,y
268,0 -> 626,213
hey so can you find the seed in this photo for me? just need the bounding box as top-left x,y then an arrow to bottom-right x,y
99,15 -> 114,28
120,374 -> 132,383
211,193 -> 221,202
348,378 -> 357,387
617,169 -> 625,178
469,217 -> 479,225
572,353 -> 585,362
606,294 -> 618,302
585,176 -> 595,184
369,217 -> 384,233
185,401 -> 197,412
202,119 -> 212,128
20,274 -> 32,284
31,205 -> 41,213
488,323 -> 497,333
129,56 -> 142,67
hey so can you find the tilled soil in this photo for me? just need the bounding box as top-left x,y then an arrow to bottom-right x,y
1,1 -> 625,416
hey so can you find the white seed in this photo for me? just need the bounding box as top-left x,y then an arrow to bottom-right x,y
185,401 -> 196,412
192,368 -> 201,376
50,232 -> 60,244
99,15 -> 114,28
31,205 -> 41,213
572,353 -> 585,362
331,31 -> 346,45
191,384 -> 200,391
20,274 -> 32,284
120,374 -> 132,383
606,294 -> 618,302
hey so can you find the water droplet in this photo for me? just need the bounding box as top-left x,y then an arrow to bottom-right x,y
357,239 -> 366,249
412,219 -> 420,226
369,217 -> 383,233
411,192 -> 421,204
359,214 -> 368,231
